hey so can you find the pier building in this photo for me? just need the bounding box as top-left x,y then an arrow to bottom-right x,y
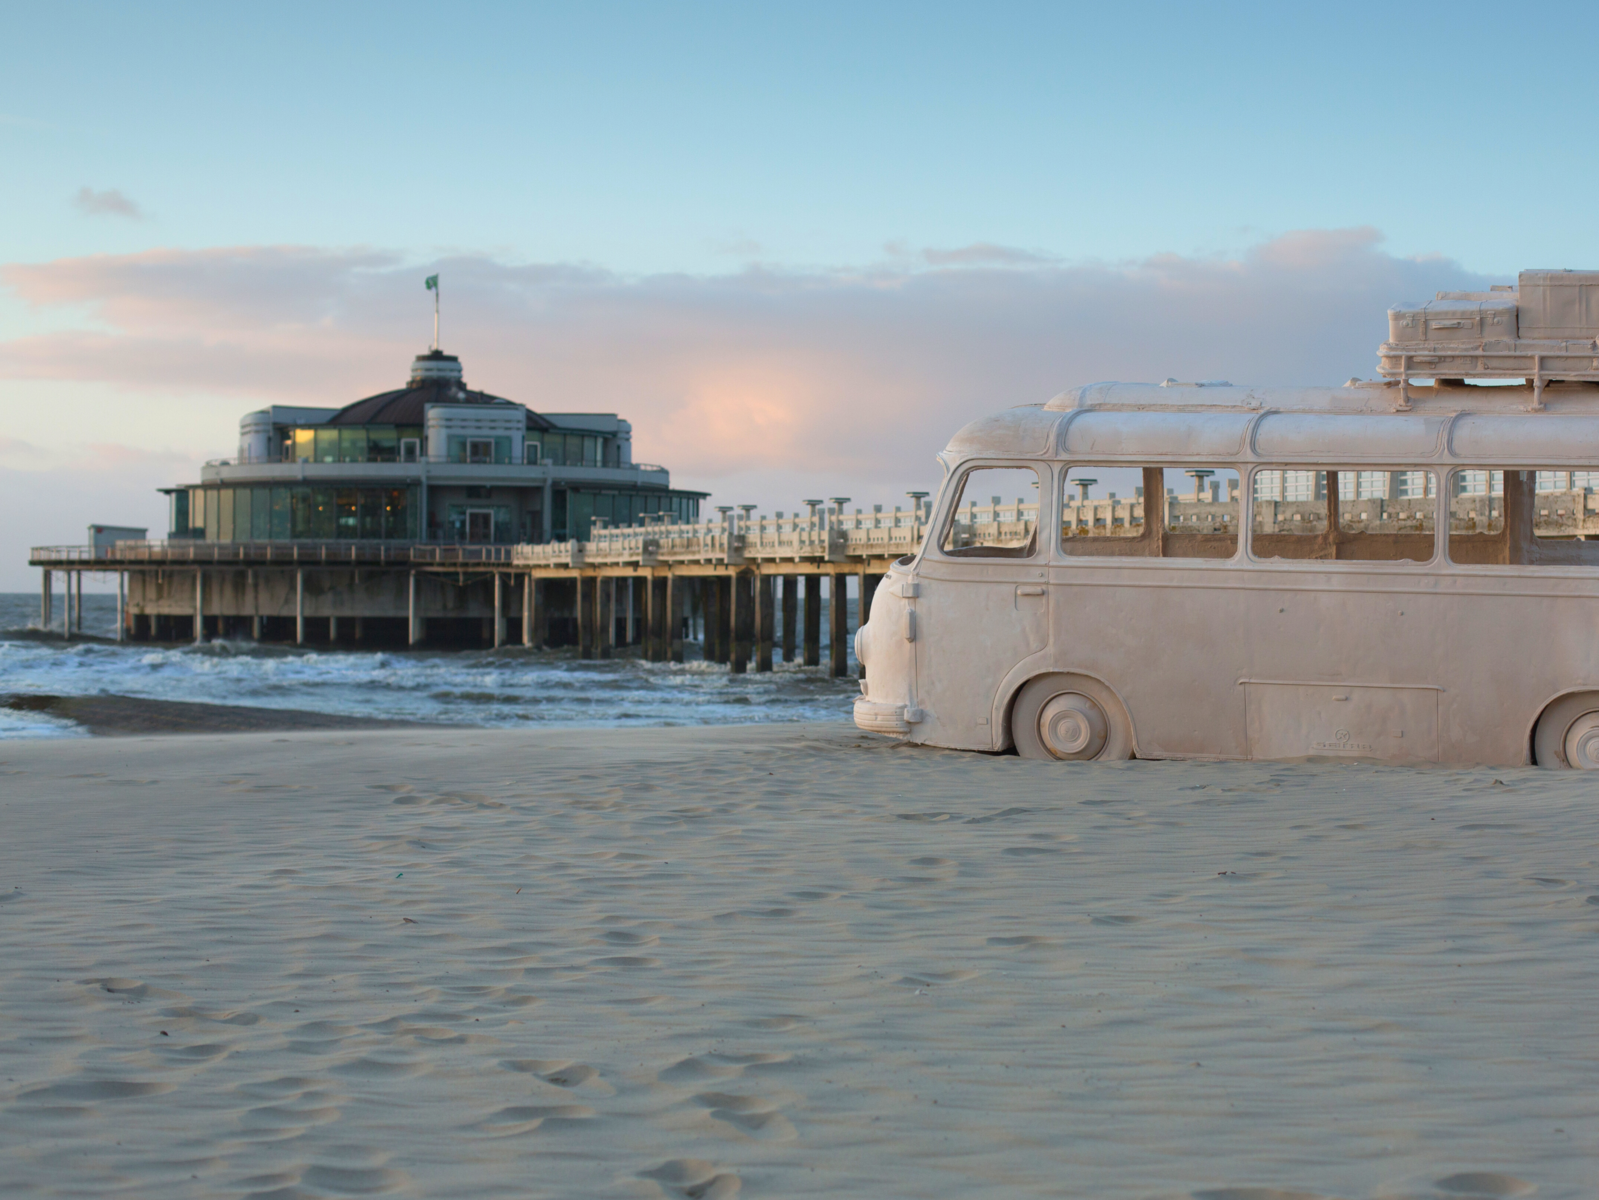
175,348 -> 706,547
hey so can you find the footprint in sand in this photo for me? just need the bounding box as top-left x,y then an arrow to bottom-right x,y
1192,1189 -> 1338,1200
987,935 -> 1052,947
658,1052 -> 789,1084
640,1158 -> 741,1199
1434,1173 -> 1536,1197
19,1079 -> 173,1103
693,1091 -> 796,1140
897,969 -> 981,988
298,1164 -> 410,1194
472,1103 -> 595,1136
500,1059 -> 610,1092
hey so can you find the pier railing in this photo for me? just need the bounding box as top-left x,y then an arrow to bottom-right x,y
31,499 -> 1105,570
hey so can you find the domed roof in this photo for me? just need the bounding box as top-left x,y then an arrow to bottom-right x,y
326,351 -> 554,430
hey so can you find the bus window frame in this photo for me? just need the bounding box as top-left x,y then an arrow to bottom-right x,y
1056,462 -> 1245,565
1443,466 -> 1599,569
1242,465 -> 1444,568
930,459 -> 1052,563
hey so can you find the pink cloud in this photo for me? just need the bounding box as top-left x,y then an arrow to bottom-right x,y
0,231 -> 1498,503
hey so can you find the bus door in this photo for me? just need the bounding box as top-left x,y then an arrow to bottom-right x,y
914,463 -> 1051,748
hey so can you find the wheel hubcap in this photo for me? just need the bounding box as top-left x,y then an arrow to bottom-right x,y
1038,692 -> 1108,760
1563,712 -> 1599,768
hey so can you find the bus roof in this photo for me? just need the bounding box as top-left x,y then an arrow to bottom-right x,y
945,380 -> 1599,466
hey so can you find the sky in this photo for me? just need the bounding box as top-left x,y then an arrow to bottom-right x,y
3,0 -> 1597,588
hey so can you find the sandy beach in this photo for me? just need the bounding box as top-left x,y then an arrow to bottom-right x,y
1,722 -> 1594,1199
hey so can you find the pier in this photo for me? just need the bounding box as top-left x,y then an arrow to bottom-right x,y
28,500 -> 935,677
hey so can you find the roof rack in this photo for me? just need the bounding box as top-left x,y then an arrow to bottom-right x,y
1379,270 -> 1599,411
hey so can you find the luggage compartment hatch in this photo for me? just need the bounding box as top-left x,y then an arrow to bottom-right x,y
1243,682 -> 1440,763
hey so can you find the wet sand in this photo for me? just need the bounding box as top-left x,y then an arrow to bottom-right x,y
3,693 -> 425,736
0,723 -> 1593,1199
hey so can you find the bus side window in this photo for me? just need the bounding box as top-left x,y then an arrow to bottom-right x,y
1252,469 -> 1436,562
1448,469 -> 1599,565
939,466 -> 1041,558
1063,466 -> 1238,558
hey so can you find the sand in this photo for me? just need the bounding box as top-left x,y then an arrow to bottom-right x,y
0,723 -> 1594,1199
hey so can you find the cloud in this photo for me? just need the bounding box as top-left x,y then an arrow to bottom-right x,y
73,186 -> 145,219
921,242 -> 1054,266
0,230 -> 1498,509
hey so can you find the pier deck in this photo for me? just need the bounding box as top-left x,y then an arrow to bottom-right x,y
28,505 -> 934,677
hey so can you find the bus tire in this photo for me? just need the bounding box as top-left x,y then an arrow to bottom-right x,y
1534,691 -> 1599,768
1011,673 -> 1134,762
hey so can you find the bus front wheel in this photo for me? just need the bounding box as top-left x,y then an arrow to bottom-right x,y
1011,673 -> 1134,762
1534,692 -> 1599,768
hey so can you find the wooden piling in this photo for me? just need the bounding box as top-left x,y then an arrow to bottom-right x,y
408,570 -> 422,646
803,574 -> 821,667
781,575 -> 797,663
40,569 -> 51,634
755,572 -> 774,672
858,571 -> 881,678
493,573 -> 504,648
598,577 -> 615,659
297,569 -> 307,645
194,570 -> 204,645
668,574 -> 685,663
704,577 -> 725,663
578,576 -> 596,659
829,571 -> 850,677
730,571 -> 752,674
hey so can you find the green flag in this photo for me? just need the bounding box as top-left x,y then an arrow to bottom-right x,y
425,274 -> 438,291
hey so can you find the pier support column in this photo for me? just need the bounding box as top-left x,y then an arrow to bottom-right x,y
116,571 -> 125,643
701,578 -> 722,663
598,577 -> 615,659
75,573 -> 83,636
329,616 -> 340,644
41,570 -> 51,633
644,576 -> 662,661
829,572 -> 850,678
668,574 -> 685,664
781,576 -> 796,663
408,571 -> 422,647
857,572 -> 881,679
493,572 -> 504,648
730,571 -> 752,674
62,572 -> 73,642
625,577 -> 637,646
578,576 -> 596,659
296,569 -> 306,645
248,569 -> 261,640
803,575 -> 821,667
755,572 -> 774,672
522,574 -> 534,647
194,570 -> 205,645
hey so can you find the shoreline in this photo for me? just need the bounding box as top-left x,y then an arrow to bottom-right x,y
2,692 -> 431,736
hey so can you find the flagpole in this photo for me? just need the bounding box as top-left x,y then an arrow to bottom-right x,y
433,280 -> 440,351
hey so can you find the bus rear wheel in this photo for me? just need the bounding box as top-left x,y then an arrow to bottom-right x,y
1012,673 -> 1133,762
1534,692 -> 1599,768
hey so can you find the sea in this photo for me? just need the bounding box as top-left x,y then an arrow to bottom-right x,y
0,593 -> 862,740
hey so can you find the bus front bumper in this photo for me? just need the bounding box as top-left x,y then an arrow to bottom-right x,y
853,698 -> 921,736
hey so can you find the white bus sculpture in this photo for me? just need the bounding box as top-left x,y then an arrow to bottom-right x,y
854,271 -> 1599,768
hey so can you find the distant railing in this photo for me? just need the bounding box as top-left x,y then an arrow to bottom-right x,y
30,540 -> 420,567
